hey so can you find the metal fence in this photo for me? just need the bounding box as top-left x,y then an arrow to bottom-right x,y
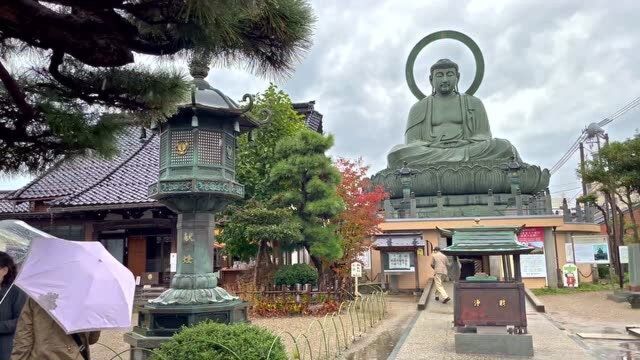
275,290 -> 387,359
97,288 -> 387,360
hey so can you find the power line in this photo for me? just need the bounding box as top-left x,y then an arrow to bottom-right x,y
549,96 -> 640,174
549,186 -> 582,194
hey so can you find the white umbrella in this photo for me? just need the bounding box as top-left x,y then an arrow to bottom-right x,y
14,237 -> 135,334
0,219 -> 53,263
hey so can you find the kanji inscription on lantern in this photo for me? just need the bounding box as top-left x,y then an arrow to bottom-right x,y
183,232 -> 194,242
472,299 -> 481,307
183,255 -> 193,264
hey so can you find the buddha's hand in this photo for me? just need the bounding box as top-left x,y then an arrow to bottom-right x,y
430,139 -> 470,148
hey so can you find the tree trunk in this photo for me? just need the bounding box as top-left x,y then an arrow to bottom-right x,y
309,254 -> 325,290
606,192 -> 624,289
625,190 -> 640,243
253,240 -> 272,287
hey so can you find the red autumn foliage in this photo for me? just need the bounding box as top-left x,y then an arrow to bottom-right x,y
333,158 -> 388,277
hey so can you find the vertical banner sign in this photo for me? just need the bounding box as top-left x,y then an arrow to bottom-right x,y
351,262 -> 362,278
170,253 -> 177,272
351,262 -> 363,296
517,227 -> 547,278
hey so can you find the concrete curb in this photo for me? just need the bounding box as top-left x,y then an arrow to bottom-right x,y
386,309 -> 421,360
417,278 -> 433,310
524,287 -> 545,312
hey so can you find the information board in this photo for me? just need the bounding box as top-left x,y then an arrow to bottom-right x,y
517,227 -> 546,278
388,252 -> 412,271
520,254 -> 547,278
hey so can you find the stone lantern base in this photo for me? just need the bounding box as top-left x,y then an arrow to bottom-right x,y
123,300 -> 249,359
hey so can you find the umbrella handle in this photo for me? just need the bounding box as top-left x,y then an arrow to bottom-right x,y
0,282 -> 14,306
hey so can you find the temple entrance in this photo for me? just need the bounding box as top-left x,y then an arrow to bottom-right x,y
145,235 -> 172,274
99,229 -> 127,265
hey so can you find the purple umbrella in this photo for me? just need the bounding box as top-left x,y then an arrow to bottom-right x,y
13,237 -> 135,334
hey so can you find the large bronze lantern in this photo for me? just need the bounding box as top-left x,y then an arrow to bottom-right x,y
128,58 -> 262,344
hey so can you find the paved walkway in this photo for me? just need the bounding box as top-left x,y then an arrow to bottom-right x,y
391,283 -> 594,360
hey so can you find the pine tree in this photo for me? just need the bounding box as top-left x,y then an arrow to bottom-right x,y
269,130 -> 344,276
236,84 -> 307,200
0,0 -> 314,173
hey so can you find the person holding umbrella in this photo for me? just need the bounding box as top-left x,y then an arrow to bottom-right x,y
0,252 -> 26,360
11,298 -> 100,360
9,236 -> 135,360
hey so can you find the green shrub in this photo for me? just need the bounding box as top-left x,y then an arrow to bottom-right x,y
597,264 -> 610,280
151,321 -> 286,360
274,263 -> 318,286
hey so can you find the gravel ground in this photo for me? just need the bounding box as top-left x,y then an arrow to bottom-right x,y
541,290 -> 640,325
90,295 -> 415,360
539,290 -> 640,359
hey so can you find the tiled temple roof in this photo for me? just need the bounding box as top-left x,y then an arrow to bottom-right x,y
1,102 -> 323,213
0,192 -> 29,213
293,101 -> 323,134
52,133 -> 159,207
8,127 -> 148,201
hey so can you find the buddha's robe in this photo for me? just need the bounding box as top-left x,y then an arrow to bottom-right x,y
387,94 -> 521,168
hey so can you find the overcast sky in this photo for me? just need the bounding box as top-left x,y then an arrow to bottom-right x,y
2,0 -> 640,203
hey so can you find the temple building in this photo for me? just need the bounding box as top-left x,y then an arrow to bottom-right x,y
0,101 -> 323,286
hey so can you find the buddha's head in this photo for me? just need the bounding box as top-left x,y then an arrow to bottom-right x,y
429,58 -> 459,95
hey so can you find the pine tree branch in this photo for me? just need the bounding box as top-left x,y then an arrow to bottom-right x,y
0,59 -> 34,123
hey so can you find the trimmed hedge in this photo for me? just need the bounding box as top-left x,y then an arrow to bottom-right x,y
274,263 -> 318,286
151,321 -> 286,360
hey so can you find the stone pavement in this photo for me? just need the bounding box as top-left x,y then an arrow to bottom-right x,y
390,282 -> 594,360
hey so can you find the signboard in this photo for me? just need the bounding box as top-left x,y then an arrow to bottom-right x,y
562,263 -> 579,288
566,243 -> 627,264
517,227 -> 545,252
520,254 -> 547,278
620,246 -> 629,264
351,262 -> 362,278
388,252 -> 412,271
517,227 -> 546,277
170,252 -> 177,272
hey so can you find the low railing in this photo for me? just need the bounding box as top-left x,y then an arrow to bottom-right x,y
96,289 -> 388,360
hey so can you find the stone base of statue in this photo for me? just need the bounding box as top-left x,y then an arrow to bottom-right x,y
372,161 -> 550,198
372,160 -> 551,217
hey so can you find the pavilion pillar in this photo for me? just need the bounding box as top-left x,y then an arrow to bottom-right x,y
513,255 -> 522,282
543,227 -> 558,288
380,251 -> 386,290
413,250 -> 420,292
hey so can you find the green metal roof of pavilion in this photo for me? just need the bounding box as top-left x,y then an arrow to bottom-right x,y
439,226 -> 535,256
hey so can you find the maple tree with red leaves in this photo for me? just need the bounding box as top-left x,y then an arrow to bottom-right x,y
332,158 -> 388,278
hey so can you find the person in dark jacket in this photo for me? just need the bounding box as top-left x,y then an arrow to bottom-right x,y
0,252 -> 26,360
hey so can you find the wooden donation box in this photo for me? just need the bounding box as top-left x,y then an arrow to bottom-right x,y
440,226 -> 534,334
454,281 -> 527,333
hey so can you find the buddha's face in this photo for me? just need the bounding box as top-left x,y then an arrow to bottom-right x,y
430,67 -> 459,95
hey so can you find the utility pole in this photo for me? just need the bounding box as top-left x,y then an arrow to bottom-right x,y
579,142 -> 587,196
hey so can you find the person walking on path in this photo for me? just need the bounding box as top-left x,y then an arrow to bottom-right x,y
431,247 -> 451,304
0,252 -> 26,360
11,298 -> 100,360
